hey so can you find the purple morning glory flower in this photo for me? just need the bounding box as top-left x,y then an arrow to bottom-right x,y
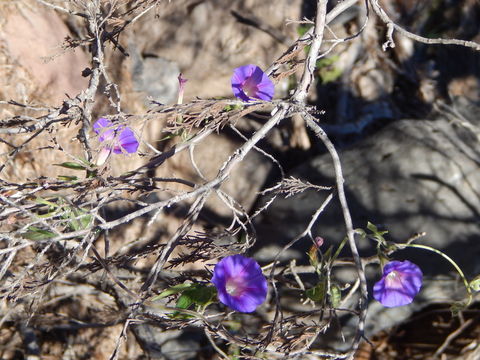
373,260 -> 423,307
93,117 -> 139,165
231,64 -> 274,102
211,255 -> 268,313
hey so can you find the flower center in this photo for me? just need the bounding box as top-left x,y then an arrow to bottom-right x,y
242,78 -> 258,98
225,278 -> 245,297
385,270 -> 402,288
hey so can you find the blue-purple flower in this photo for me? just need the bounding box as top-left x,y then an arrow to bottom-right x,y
93,117 -> 139,165
373,260 -> 423,307
211,255 -> 268,313
231,64 -> 274,102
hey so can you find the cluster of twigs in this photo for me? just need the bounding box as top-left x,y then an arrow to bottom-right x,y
1,0 -> 479,359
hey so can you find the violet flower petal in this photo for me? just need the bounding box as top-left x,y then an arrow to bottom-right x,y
211,254 -> 267,313
93,117 -> 115,142
231,66 -> 252,102
93,117 -> 111,131
94,117 -> 139,155
113,127 -> 139,154
373,260 -> 423,307
231,64 -> 274,102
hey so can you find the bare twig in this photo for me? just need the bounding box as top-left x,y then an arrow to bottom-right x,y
304,113 -> 368,359
369,0 -> 480,51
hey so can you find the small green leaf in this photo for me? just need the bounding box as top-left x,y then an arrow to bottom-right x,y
67,208 -> 92,231
186,285 -> 216,306
151,282 -> 196,301
22,226 -> 56,240
366,221 -> 389,246
79,213 -> 92,229
37,211 -> 58,219
223,104 -> 244,112
77,157 -> 95,168
54,162 -> 87,171
367,221 -> 379,233
35,197 -> 58,208
323,246 -> 333,262
367,222 -> 388,236
329,284 -> 341,308
176,293 -> 194,310
162,284 -> 215,317
306,281 -> 326,302
57,175 -> 79,181
331,237 -> 347,262
297,25 -> 312,37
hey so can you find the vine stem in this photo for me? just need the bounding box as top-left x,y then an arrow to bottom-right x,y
397,243 -> 473,305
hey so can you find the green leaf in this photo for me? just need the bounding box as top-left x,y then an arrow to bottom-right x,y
54,162 -> 87,171
176,293 -> 194,310
366,221 -> 389,246
66,208 -> 92,231
297,24 -> 312,37
306,281 -> 326,302
367,221 -> 379,233
35,197 -> 58,208
79,213 -> 92,229
317,56 -> 342,84
331,237 -> 347,263
355,228 -> 367,240
323,246 -> 333,262
162,284 -> 216,317
223,104 -> 244,112
22,226 -> 56,240
185,286 -> 216,306
319,67 -> 342,84
329,284 -> 341,308
37,211 -> 58,219
151,282 -> 196,301
57,175 -> 78,181
77,157 -> 95,168
367,221 -> 388,236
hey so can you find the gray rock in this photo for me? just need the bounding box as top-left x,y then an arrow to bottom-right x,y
132,325 -> 201,360
130,44 -> 180,104
257,117 -> 480,276
255,116 -> 480,348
